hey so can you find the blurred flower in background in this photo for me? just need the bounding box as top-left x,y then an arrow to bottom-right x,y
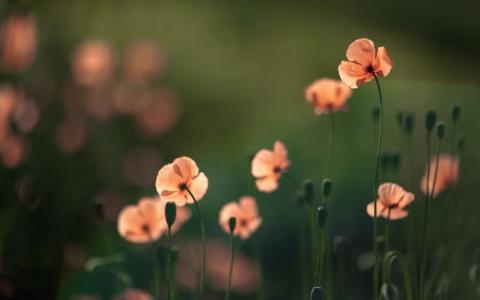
0,13 -> 37,73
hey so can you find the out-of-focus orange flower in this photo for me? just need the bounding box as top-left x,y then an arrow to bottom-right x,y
219,196 -> 262,239
156,157 -> 208,206
157,199 -> 191,234
251,141 -> 290,193
304,78 -> 352,115
0,14 -> 37,72
13,99 -> 39,133
134,87 -> 182,138
0,84 -> 19,121
338,38 -> 393,88
71,40 -> 114,87
117,197 -> 164,243
420,154 -> 459,198
366,183 -> 414,220
56,116 -> 87,155
1,134 -> 25,169
113,288 -> 153,300
176,239 -> 259,294
123,41 -> 165,84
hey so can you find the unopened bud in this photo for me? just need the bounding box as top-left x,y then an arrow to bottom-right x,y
165,202 -> 177,228
228,217 -> 237,233
322,179 -> 332,198
404,112 -> 415,136
452,104 -> 461,123
310,286 -> 324,300
436,122 -> 445,139
317,206 -> 327,229
425,111 -> 437,131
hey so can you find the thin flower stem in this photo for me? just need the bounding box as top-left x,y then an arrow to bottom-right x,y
186,188 -> 207,299
372,74 -> 384,300
283,172 -> 301,188
225,231 -> 235,300
324,113 -> 336,179
148,234 -> 160,300
385,208 -> 391,253
166,227 -> 172,300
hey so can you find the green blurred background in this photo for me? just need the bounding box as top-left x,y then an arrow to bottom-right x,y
0,0 -> 479,299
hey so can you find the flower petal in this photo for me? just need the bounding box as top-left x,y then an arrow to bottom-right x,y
251,149 -> 275,177
373,46 -> 393,77
338,61 -> 370,88
255,176 -> 278,193
346,38 -> 376,67
173,156 -> 199,180
186,172 -> 209,203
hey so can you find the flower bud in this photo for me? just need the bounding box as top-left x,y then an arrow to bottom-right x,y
452,104 -> 461,123
322,179 -> 332,198
404,112 -> 415,136
436,121 -> 445,139
391,153 -> 401,171
457,135 -> 465,153
228,217 -> 237,233
302,179 -> 315,204
310,286 -> 324,300
396,111 -> 404,129
425,111 -> 437,131
372,105 -> 380,122
165,202 -> 177,228
317,206 -> 327,229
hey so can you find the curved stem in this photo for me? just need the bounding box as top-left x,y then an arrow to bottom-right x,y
385,208 -> 392,253
225,231 -> 235,300
372,74 -> 384,300
186,188 -> 207,299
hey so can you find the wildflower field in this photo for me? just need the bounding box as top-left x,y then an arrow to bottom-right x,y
0,1 -> 479,300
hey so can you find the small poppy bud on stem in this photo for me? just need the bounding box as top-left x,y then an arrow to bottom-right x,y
317,206 -> 327,229
302,179 -> 315,204
310,286 -> 324,300
322,179 -> 332,198
436,121 -> 445,139
396,111 -> 404,129
457,136 -> 465,153
425,111 -> 437,131
228,217 -> 237,233
452,104 -> 461,123
93,196 -> 104,220
404,112 -> 415,136
165,202 -> 177,228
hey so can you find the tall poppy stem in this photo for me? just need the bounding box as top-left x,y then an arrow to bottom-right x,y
186,188 -> 207,299
372,74 -> 384,300
324,113 -> 336,178
420,133 -> 442,300
166,227 -> 172,300
225,230 -> 235,300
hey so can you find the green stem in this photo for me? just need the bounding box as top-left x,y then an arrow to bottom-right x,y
225,231 -> 235,300
186,188 -> 207,299
167,227 -> 172,300
148,235 -> 160,300
419,132 -> 431,300
324,113 -> 335,179
372,74 -> 384,300
385,208 -> 391,253
253,238 -> 265,300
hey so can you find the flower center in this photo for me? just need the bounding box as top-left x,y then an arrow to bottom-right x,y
273,166 -> 282,174
178,183 -> 188,191
141,224 -> 150,233
239,218 -> 248,227
366,65 -> 374,73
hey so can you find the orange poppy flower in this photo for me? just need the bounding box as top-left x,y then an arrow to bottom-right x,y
366,183 -> 414,220
420,154 -> 459,198
219,196 -> 262,239
117,197 -> 164,243
72,40 -> 114,87
1,14 -> 37,72
304,78 -> 352,115
156,156 -> 208,206
338,38 -> 393,88
113,288 -> 153,300
251,141 -> 290,192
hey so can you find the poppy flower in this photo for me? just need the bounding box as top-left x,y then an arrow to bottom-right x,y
117,197 -> 164,243
366,183 -> 414,220
304,78 -> 352,115
338,38 -> 393,88
72,40 -> 114,87
251,141 -> 290,192
420,154 -> 459,198
155,156 -> 208,206
219,196 -> 262,239
1,14 -> 37,72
